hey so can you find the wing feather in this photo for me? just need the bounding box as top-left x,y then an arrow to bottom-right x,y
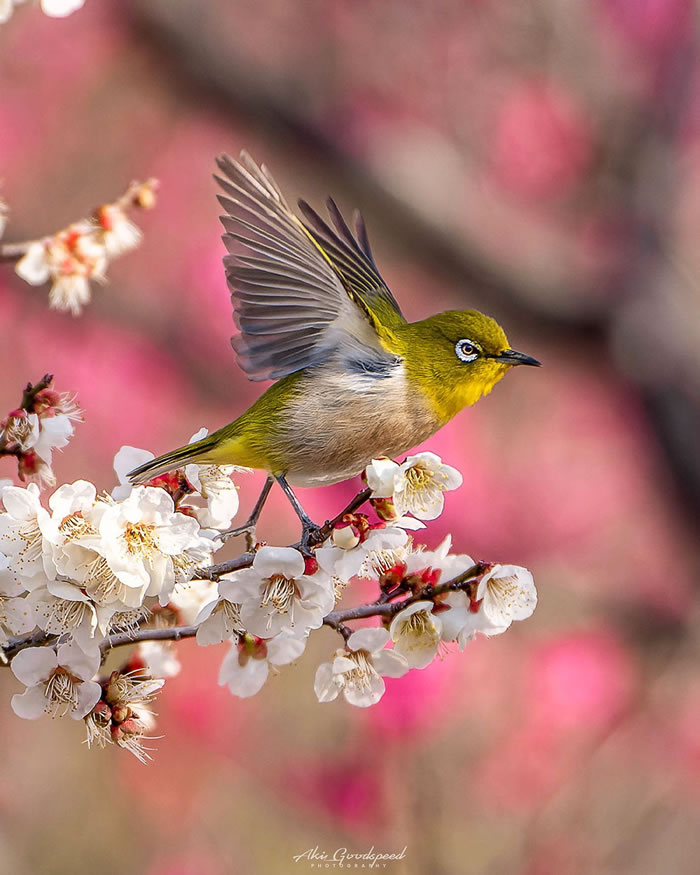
216,152 -> 403,381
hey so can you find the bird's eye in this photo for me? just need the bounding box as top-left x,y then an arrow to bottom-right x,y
455,338 -> 479,363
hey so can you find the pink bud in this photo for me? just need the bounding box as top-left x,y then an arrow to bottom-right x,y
303,555 -> 319,575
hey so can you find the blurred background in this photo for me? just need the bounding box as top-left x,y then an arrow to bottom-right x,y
1,1 -> 700,872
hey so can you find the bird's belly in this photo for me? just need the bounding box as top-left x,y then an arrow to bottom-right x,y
274,371 -> 440,487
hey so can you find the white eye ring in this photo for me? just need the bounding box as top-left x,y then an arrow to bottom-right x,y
455,338 -> 479,363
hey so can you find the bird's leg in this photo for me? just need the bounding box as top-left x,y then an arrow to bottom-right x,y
216,475 -> 274,550
275,474 -> 322,555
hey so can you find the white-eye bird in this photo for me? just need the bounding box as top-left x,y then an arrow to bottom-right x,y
129,152 -> 540,546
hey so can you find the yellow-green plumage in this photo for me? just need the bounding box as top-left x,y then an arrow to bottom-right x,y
128,153 -> 538,491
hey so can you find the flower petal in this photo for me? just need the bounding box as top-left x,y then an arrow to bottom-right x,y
11,646 -> 57,686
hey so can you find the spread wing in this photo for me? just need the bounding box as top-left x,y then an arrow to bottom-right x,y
215,152 -> 405,382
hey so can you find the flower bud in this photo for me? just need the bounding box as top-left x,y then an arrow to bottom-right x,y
332,521 -> 360,550
371,496 -> 399,522
303,555 -> 319,576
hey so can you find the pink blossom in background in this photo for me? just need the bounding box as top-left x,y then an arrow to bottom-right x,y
282,757 -> 385,830
491,80 -> 592,201
528,628 -> 637,735
368,649 -> 466,738
599,0 -> 693,55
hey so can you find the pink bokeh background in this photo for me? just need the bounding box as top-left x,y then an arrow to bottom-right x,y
1,1 -> 699,873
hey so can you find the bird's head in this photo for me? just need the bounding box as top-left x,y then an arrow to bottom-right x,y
401,310 -> 540,421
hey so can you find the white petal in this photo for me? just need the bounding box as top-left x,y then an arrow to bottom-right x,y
57,641 -> 99,680
11,685 -> 48,719
364,458 -> 399,497
72,680 -> 102,719
41,0 -> 85,16
113,446 -> 153,488
314,662 -> 340,703
267,631 -> 306,666
220,651 -> 269,698
347,626 -> 389,653
2,486 -> 41,521
252,546 -> 305,579
344,672 -> 385,707
15,242 -> 50,285
372,649 -> 410,678
11,646 -> 57,685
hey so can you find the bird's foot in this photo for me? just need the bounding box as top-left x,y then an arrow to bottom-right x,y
299,518 -> 323,558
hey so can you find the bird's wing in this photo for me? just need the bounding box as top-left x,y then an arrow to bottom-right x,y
216,152 -> 405,382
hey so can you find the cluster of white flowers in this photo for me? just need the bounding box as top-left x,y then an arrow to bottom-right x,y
1,0 -> 84,27
0,435 -> 537,757
11,179 -> 157,315
0,379 -> 82,487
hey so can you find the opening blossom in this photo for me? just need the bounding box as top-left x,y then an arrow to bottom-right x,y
224,546 -> 335,637
366,452 -> 462,521
11,642 -> 101,720
389,600 -> 443,669
314,627 -> 409,708
218,631 -> 306,698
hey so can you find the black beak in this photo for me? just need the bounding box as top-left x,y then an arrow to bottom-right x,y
493,349 -> 541,367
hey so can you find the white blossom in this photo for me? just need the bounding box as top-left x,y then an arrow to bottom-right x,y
0,594 -> 35,645
316,525 -> 409,582
218,630 -> 305,698
0,483 -> 51,581
389,600 -> 442,669
11,642 -> 101,720
29,580 -> 113,654
392,453 -> 462,520
195,575 -> 244,646
365,453 -> 462,521
475,564 -> 537,629
32,414 -> 77,466
97,204 -> 141,257
314,627 -> 409,708
224,546 -> 334,637
97,486 -> 210,605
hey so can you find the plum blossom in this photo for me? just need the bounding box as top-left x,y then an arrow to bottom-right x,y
11,642 -> 101,720
28,580 -> 114,654
389,600 -> 442,669
0,483 -> 51,581
314,627 -> 409,708
13,180 -> 156,315
219,631 -> 306,698
475,564 -> 537,628
393,453 -> 462,520
97,486 -> 215,605
438,563 -> 536,648
316,524 -> 409,582
224,546 -> 334,637
195,575 -> 244,646
16,225 -> 106,316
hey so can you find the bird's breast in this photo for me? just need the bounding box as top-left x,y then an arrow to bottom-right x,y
272,363 -> 440,485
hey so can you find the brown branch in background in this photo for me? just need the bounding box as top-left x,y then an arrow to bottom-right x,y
0,180 -> 157,265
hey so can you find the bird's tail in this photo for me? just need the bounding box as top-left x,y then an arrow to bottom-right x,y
128,432 -> 223,485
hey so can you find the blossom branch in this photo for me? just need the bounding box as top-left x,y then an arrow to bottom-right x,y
0,179 -> 158,315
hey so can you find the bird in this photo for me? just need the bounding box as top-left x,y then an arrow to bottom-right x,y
129,152 -> 540,548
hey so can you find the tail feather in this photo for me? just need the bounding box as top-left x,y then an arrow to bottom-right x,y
128,433 -> 220,485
